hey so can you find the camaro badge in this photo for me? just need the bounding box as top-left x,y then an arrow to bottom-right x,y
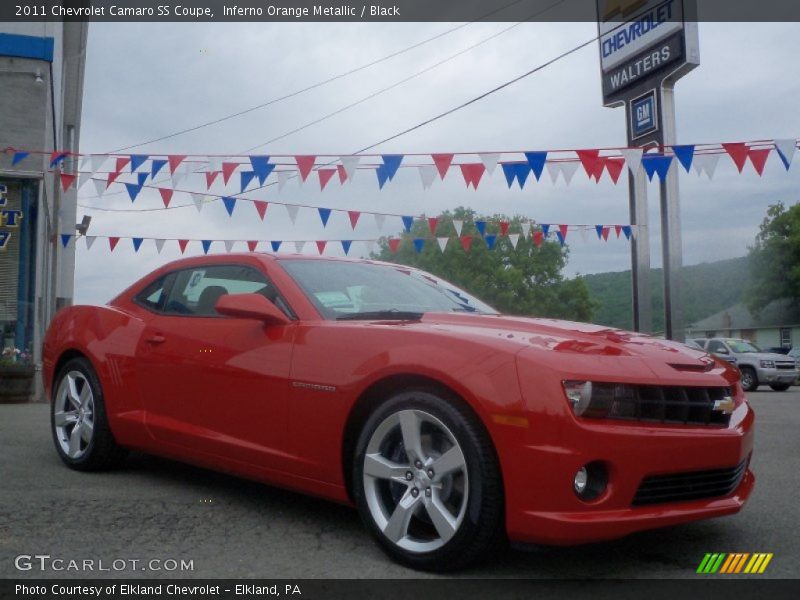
713,397 -> 735,414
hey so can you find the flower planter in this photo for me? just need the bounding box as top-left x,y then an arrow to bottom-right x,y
0,365 -> 36,403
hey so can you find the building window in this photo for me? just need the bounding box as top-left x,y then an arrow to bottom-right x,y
780,328 -> 792,348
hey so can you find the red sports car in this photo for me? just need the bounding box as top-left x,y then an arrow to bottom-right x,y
43,254 -> 754,571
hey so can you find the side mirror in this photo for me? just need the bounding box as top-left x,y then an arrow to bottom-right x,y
215,293 -> 290,326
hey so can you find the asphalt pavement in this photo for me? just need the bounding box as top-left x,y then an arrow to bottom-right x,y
1,390 -> 798,579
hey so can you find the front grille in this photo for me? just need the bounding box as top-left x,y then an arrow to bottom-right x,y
632,460 -> 748,506
776,362 -> 796,370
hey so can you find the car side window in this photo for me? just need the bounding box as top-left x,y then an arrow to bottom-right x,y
707,341 -> 726,354
133,274 -> 175,312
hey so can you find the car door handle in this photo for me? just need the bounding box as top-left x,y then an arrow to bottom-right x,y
145,334 -> 166,345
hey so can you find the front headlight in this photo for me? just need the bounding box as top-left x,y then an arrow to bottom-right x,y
760,360 -> 775,368
562,380 -> 619,418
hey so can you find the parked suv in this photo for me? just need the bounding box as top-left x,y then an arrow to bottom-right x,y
702,338 -> 799,392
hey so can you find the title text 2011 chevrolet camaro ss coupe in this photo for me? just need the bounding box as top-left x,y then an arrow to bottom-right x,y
43,254 -> 754,570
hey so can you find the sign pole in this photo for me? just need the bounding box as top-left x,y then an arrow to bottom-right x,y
625,149 -> 652,333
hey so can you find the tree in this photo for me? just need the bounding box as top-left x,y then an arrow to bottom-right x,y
373,207 -> 597,321
745,202 -> 800,314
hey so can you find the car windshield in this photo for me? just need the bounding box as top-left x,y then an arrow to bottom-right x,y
726,340 -> 761,353
279,259 -> 497,320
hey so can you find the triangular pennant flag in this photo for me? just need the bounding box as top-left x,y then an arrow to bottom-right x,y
524,152 -> 548,181
641,154 -> 673,181
336,165 -> 348,184
748,148 -> 770,176
157,188 -> 173,207
348,211 -> 361,229
591,156 -> 608,182
374,213 -> 386,231
499,221 -> 510,237
418,165 -> 437,190
253,200 -> 268,220
277,170 -> 293,191
109,237 -> 120,252
427,217 -> 439,235
168,155 -> 187,173
460,164 -> 486,189
224,240 -> 236,253
191,193 -> 205,212
485,234 -> 497,250
222,162 -> 239,184
520,221 -> 531,237
437,237 -> 449,252
388,238 -> 401,254
475,220 -> 487,237
453,219 -> 464,236
12,151 -> 29,166
622,226 -> 632,240
413,238 -> 425,253
50,151 -> 69,167
92,178 -> 106,197
132,237 -> 144,252
595,225 -> 604,240
381,155 -> 403,180
137,172 -> 148,186
295,155 -> 316,182
501,163 -> 516,188
614,225 -> 623,238
247,240 -> 259,252
60,173 -> 76,191
124,182 -> 143,202
205,171 -> 219,189
722,143 -> 749,173
77,172 -> 91,189
556,232 -> 566,246
341,240 -> 352,255
150,158 -> 167,179
270,240 -> 282,252
318,168 -> 336,191
559,161 -> 578,186
170,169 -> 186,188
340,156 -> 360,181
130,154 -> 148,172
206,156 -> 222,172
508,233 -> 520,249
541,224 -> 550,237
459,236 -> 473,252
85,236 -> 96,250
294,240 -> 305,253
533,231 -> 544,247
154,239 -> 165,254
693,153 -> 720,179
106,171 -> 121,188
375,165 -> 390,189
546,161 -> 561,184
249,156 -> 274,185
401,216 -> 414,232
773,139 -> 796,170
178,239 -> 189,254
602,227 -> 611,241
318,207 -> 332,227
222,196 -> 237,217
672,145 -> 695,173
283,204 -> 299,224
60,234 -> 72,248
576,149 -> 600,177
431,154 -> 454,179
479,152 -> 500,174
114,156 -> 130,173
240,170 -> 256,192
513,163 -> 530,189
605,158 -> 625,184
620,148 -> 643,174
201,240 -> 212,255
579,227 -> 588,243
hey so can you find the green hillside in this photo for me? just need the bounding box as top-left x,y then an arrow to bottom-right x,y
583,256 -> 748,332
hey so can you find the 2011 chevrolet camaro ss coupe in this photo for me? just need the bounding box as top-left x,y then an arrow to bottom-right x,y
43,254 -> 754,571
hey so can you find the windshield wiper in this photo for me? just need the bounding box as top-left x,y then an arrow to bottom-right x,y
336,310 -> 424,321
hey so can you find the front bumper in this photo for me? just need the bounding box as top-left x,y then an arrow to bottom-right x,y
756,367 -> 798,385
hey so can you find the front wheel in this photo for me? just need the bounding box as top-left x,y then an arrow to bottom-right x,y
352,390 -> 504,571
740,367 -> 758,392
769,383 -> 791,391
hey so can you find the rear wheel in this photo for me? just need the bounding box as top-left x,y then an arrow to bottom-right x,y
769,383 -> 791,391
740,367 -> 758,392
352,390 -> 503,571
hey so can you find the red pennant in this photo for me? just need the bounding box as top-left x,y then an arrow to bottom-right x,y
605,158 -> 625,184
388,238 -> 401,254
559,225 -> 569,240
337,164 -> 348,184
158,188 -> 173,207
318,168 -> 336,191
178,239 -> 189,254
722,143 -> 749,173
106,171 -> 121,188
247,240 -> 258,252
576,150 -> 600,177
59,173 -> 76,191
533,231 -> 544,247
432,154 -> 454,179
316,240 -> 327,255
50,151 -> 68,166
591,157 -> 608,182
748,148 -> 770,176
108,237 -> 120,252
205,171 -> 219,189
459,163 -> 486,189
348,211 -> 361,229
221,162 -> 238,184
499,221 -> 510,236
459,236 -> 474,252
427,217 -> 439,235
168,155 -> 187,173
601,227 -> 610,241
253,201 -> 268,220
295,155 -> 316,181
115,157 -> 130,173
615,225 -> 622,238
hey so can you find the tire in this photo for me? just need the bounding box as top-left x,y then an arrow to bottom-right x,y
769,383 -> 791,392
740,367 -> 758,392
51,357 -> 128,471
352,389 -> 504,572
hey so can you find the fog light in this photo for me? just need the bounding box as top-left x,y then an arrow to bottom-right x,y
573,462 -> 608,501
574,467 -> 588,494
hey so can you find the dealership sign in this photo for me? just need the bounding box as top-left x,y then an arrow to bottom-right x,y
0,184 -> 23,250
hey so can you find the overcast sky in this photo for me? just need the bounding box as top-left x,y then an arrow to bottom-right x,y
73,21 -> 800,305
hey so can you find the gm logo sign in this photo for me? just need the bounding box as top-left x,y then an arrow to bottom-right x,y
600,0 -> 648,21
629,90 -> 658,139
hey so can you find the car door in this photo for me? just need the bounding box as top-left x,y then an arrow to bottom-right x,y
706,339 -> 736,364
135,263 -> 297,472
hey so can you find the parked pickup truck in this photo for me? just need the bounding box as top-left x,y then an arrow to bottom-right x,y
702,338 -> 799,392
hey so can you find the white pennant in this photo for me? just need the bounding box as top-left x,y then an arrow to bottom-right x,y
620,148 -> 643,174
546,161 -> 561,184
294,240 -> 305,253
695,154 -> 720,179
277,171 -> 293,192
418,165 -> 437,190
171,171 -> 186,188
92,178 -> 106,198
437,237 -> 449,252
560,161 -> 580,185
363,240 -> 377,255
774,139 -> 797,169
580,227 -> 589,242
85,236 -> 96,250
339,156 -> 360,181
86,154 -> 106,173
207,156 -> 221,172
285,204 -> 300,224
191,193 -> 205,212
478,152 -> 500,175
452,219 -> 464,236
520,221 -> 531,237
224,240 -> 235,253
77,172 -> 92,189
508,233 -> 520,249
374,214 -> 386,232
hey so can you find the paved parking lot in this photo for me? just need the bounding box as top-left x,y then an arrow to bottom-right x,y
1,389 -> 798,579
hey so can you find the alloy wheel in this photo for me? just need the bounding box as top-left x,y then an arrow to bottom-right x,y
54,371 -> 95,459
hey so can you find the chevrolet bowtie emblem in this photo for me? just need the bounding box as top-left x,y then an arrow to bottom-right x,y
713,397 -> 736,414
601,0 -> 648,21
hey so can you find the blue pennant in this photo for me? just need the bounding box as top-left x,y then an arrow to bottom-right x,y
475,220 -> 487,237
130,154 -> 149,172
622,225 -> 632,240
137,172 -> 148,186
672,145 -> 695,173
318,207 -> 332,227
595,225 -> 604,239
240,171 -> 256,193
250,156 -> 275,185
501,163 -> 516,188
60,234 -> 71,248
270,240 -> 282,252
50,152 -> 68,167
556,232 -> 566,246
201,240 -> 212,254
381,155 -> 404,181
375,165 -> 390,189
413,238 -> 425,253
514,163 -> 531,189
12,152 -> 29,166
401,216 -> 414,232
151,159 -> 167,178
341,240 -> 352,255
641,154 -> 673,181
222,196 -> 237,216
132,237 -> 143,252
524,152 -> 548,181
485,234 -> 497,250
541,224 -> 550,237
124,183 -> 143,202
